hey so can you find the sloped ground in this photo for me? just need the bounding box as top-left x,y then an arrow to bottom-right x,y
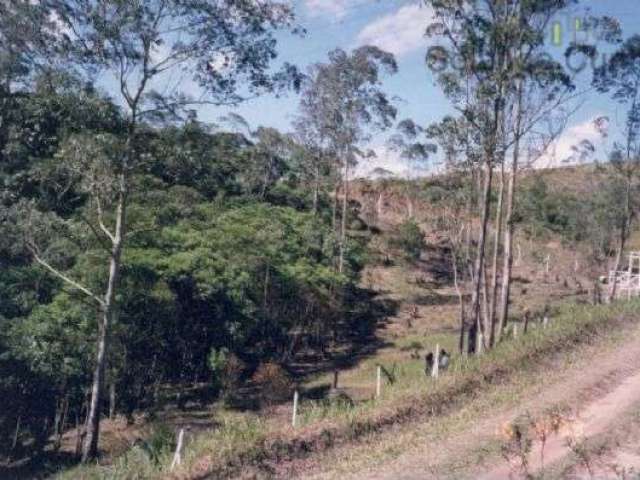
292,312 -> 640,480
46,178 -> 619,480
312,183 -> 599,404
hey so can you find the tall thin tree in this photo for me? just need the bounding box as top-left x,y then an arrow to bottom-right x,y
26,0 -> 301,461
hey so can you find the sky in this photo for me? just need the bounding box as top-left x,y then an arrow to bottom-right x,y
174,1 -> 640,177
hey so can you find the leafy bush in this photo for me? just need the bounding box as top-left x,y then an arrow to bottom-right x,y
252,362 -> 293,406
208,348 -> 245,402
393,220 -> 425,260
139,423 -> 176,466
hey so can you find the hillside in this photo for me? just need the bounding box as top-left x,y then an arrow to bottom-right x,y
35,165 -> 630,480
4,3 -> 640,479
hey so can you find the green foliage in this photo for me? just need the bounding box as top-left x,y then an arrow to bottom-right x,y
207,347 -> 229,394
392,220 -> 425,260
517,176 -> 590,241
0,84 -> 364,459
0,0 -> 376,468
146,124 -> 246,199
140,423 -> 176,467
208,348 -> 229,376
515,173 -> 629,262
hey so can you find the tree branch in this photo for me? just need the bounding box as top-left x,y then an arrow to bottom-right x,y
29,248 -> 105,307
96,197 -> 116,244
78,214 -> 112,253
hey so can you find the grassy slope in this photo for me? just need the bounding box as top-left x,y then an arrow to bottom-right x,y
57,300 -> 640,480
304,307 -> 640,479
55,168 -> 630,479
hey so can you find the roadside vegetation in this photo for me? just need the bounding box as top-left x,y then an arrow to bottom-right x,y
57,299 -> 640,479
3,1 -> 640,479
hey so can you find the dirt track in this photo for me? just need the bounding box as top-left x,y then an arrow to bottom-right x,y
478,369 -> 640,479
304,325 -> 640,480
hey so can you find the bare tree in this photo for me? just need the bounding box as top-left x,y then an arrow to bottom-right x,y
593,36 -> 640,302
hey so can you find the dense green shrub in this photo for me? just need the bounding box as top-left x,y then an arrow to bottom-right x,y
393,220 -> 425,260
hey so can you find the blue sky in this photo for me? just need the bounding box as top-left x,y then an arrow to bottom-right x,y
181,1 -> 640,175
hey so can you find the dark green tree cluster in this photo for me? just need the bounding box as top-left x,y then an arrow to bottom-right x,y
0,0 -> 375,464
0,77 -> 364,461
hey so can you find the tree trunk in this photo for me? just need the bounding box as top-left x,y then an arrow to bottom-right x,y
377,191 -> 384,220
452,248 -> 466,354
0,83 -> 12,166
11,415 -> 21,452
109,382 -> 116,420
57,396 -> 69,449
481,263 -> 490,349
469,162 -> 494,354
608,221 -> 628,303
338,157 -> 349,274
497,76 -> 524,340
489,164 -> 505,347
608,182 -> 632,303
75,412 -> 82,458
263,264 -> 270,316
312,163 -> 320,215
82,310 -> 111,460
260,156 -> 273,198
331,183 -> 338,233
82,176 -> 127,462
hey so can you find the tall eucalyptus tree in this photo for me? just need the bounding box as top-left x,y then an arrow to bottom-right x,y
299,46 -> 397,272
426,0 -> 577,351
593,35 -> 640,301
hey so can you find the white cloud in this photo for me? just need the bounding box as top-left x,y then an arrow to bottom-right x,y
354,144 -> 434,179
353,145 -> 402,178
535,116 -> 609,168
355,4 -> 432,57
305,0 -> 358,19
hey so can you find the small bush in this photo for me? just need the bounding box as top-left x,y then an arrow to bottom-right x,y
208,348 -> 245,402
252,362 -> 293,406
392,220 -> 425,260
140,423 -> 176,466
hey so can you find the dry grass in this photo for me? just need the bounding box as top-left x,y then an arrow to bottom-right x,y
55,300 -> 640,480
53,172 -> 635,480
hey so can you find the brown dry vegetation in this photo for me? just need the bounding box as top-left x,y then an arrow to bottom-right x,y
49,170 -> 632,480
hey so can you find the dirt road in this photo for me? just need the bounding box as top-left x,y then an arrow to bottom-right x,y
302,326 -> 640,480
478,369 -> 640,479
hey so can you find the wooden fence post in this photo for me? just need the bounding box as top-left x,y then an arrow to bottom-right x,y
291,390 -> 299,428
170,428 -> 185,471
431,344 -> 440,379
376,365 -> 382,399
477,333 -> 484,355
